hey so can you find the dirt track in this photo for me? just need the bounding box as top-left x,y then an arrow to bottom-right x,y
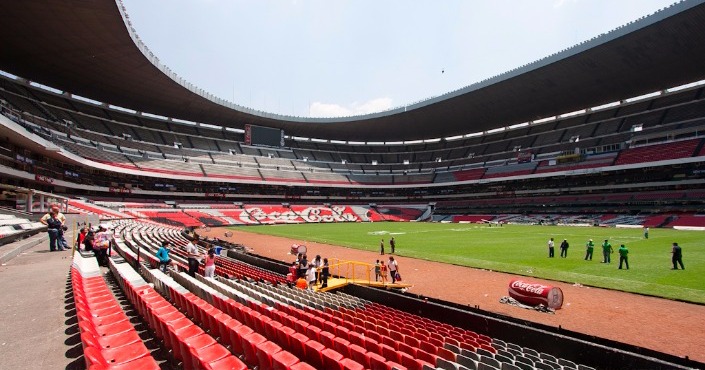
201,228 -> 705,363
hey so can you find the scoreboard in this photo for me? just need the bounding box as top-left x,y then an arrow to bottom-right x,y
244,124 -> 284,147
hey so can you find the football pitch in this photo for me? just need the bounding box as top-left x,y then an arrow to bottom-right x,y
233,222 -> 705,303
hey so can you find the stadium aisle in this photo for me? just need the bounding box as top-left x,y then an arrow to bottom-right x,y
0,238 -> 79,370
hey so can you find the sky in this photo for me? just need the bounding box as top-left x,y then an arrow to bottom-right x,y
121,0 -> 677,118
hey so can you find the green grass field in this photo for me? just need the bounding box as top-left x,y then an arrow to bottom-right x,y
233,222 -> 705,303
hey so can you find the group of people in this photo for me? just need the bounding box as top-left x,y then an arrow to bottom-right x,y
547,238 -> 571,258
548,237 -> 685,270
42,205 -> 118,267
77,224 -> 114,267
374,256 -> 401,283
379,237 -> 396,255
186,237 -> 218,278
555,238 -> 628,268
71,222 -> 114,265
289,253 -> 330,290
155,237 -> 218,278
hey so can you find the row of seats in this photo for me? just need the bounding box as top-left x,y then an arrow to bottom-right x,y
71,255 -> 160,370
166,269 -> 395,370
143,267 -> 321,369
0,214 -> 44,239
108,256 -> 248,370
173,267 -> 460,370
614,138 -> 701,165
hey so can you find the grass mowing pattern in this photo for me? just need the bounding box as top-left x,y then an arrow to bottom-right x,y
233,223 -> 705,303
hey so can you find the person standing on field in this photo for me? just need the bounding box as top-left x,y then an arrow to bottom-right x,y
585,239 -> 594,261
390,237 -> 396,254
380,239 -> 385,255
601,239 -> 613,263
643,226 -> 649,239
618,244 -> 629,270
671,242 -> 684,270
547,238 -> 555,258
559,239 -> 569,258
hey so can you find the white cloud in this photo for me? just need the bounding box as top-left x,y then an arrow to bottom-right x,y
554,0 -> 578,8
309,97 -> 393,117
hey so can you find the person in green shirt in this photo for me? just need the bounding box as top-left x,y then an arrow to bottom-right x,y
584,239 -> 594,261
602,239 -> 613,263
618,244 -> 629,270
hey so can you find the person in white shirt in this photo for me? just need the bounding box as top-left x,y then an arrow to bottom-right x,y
186,239 -> 200,277
548,238 -> 555,258
306,264 -> 317,290
313,255 -> 322,283
387,256 -> 399,283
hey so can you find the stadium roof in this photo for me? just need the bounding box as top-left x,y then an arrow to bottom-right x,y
2,1 -> 705,142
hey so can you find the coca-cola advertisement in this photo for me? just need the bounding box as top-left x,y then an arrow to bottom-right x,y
508,279 -> 563,309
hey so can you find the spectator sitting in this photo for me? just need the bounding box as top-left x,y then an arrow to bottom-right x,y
295,276 -> 308,290
83,228 -> 95,252
76,226 -> 88,251
156,241 -> 172,272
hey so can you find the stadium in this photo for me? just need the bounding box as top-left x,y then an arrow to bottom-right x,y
0,1 -> 704,370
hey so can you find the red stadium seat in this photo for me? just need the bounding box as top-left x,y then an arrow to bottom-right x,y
349,344 -> 370,368
82,340 -> 152,365
416,349 -> 437,366
398,341 -> 417,358
305,324 -> 322,342
241,332 -> 267,366
229,324 -> 254,356
290,362 -> 317,370
288,333 -> 309,361
190,344 -> 232,370
274,325 -> 296,352
341,358 -> 365,370
321,348 -> 345,370
348,331 -> 366,348
318,330 -> 336,348
203,355 -> 248,370
271,349 -> 300,370
367,352 -> 390,370
255,341 -> 282,370
437,347 -> 457,362
83,346 -> 160,370
333,337 -> 352,358
382,342 -> 401,362
302,339 -> 326,369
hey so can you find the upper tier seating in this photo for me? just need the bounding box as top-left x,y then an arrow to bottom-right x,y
452,168 -> 487,182
4,73 -> 705,191
614,138 -> 702,165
